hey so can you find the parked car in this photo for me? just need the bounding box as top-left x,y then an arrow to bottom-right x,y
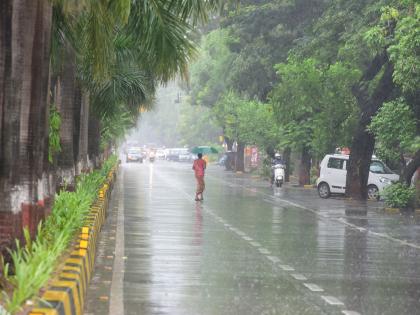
178,148 -> 192,162
166,148 -> 180,161
316,154 -> 399,200
156,149 -> 166,159
126,147 -> 144,163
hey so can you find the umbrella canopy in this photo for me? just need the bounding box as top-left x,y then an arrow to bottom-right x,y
191,146 -> 218,154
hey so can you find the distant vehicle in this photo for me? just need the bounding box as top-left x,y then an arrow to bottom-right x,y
178,148 -> 192,162
166,148 -> 180,161
149,150 -> 156,163
156,149 -> 166,159
272,164 -> 285,187
126,147 -> 144,163
316,154 -> 399,200
217,154 -> 227,167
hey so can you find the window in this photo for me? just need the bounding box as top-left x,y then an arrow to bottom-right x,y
327,158 -> 345,170
370,161 -> 393,174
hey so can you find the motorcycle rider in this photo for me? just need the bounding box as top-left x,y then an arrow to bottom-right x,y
271,153 -> 284,185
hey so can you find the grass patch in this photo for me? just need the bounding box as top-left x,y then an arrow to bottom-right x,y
0,156 -> 117,313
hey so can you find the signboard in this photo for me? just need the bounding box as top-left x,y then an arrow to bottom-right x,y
244,145 -> 259,172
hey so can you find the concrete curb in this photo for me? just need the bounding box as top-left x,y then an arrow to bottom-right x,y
384,207 -> 401,214
29,165 -> 118,315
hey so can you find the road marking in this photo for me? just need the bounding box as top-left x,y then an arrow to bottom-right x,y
279,264 -> 295,271
342,311 -> 361,315
291,273 -> 307,280
207,174 -> 420,251
267,256 -> 281,263
303,283 -> 324,292
258,248 -> 271,255
153,170 -> 350,313
321,295 -> 344,305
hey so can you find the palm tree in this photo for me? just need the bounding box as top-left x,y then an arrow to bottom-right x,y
0,0 -> 53,251
51,0 -> 226,188
0,0 -> 228,253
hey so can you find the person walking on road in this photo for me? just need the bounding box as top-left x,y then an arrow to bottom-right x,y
192,153 -> 207,201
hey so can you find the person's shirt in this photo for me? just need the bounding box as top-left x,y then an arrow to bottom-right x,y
272,157 -> 284,165
193,158 -> 206,176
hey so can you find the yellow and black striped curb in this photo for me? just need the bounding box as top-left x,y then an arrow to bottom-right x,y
384,207 -> 401,214
29,165 -> 118,315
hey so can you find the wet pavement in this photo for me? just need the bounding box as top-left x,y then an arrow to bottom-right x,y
86,161 -> 420,315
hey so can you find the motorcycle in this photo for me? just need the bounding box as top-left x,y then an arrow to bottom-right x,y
272,164 -> 285,187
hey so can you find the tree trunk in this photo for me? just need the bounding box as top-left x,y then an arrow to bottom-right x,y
73,84 -> 82,170
346,53 -> 395,199
76,90 -> 90,174
88,111 -> 101,169
0,1 -> 9,146
402,150 -> 420,185
235,142 -> 245,172
56,43 -> 76,191
0,0 -> 52,252
283,147 -> 291,182
299,146 -> 311,186
225,136 -> 233,151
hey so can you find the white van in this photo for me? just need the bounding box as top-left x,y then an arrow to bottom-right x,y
316,154 -> 399,200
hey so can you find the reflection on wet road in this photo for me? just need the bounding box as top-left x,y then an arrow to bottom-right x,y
120,162 -> 420,315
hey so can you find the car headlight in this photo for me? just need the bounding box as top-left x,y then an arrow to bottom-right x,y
379,177 -> 391,184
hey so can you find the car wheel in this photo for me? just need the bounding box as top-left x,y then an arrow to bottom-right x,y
367,185 -> 380,201
318,182 -> 331,198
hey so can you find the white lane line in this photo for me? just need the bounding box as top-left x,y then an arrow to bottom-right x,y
258,248 -> 271,255
279,265 -> 295,271
243,236 -> 253,241
342,311 -> 361,315
291,273 -> 307,281
321,296 -> 344,306
156,171 -> 349,312
207,174 -> 420,251
267,256 -> 281,263
303,283 -> 324,292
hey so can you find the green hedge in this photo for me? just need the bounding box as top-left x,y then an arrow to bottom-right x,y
382,182 -> 415,209
0,156 -> 117,313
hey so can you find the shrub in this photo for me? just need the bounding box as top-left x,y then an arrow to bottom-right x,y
382,183 -> 415,209
0,155 -> 117,313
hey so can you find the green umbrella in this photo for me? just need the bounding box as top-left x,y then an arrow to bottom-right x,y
191,146 -> 218,154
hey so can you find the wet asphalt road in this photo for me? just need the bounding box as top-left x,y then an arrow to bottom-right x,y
104,161 -> 420,315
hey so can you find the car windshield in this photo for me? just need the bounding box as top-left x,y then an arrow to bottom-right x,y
370,160 -> 393,174
128,148 -> 141,154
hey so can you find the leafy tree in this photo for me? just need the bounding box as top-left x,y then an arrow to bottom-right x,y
222,0 -> 328,100
189,29 -> 237,107
177,99 -> 222,147
270,57 -> 359,185
369,98 -> 419,180
212,92 -> 281,171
